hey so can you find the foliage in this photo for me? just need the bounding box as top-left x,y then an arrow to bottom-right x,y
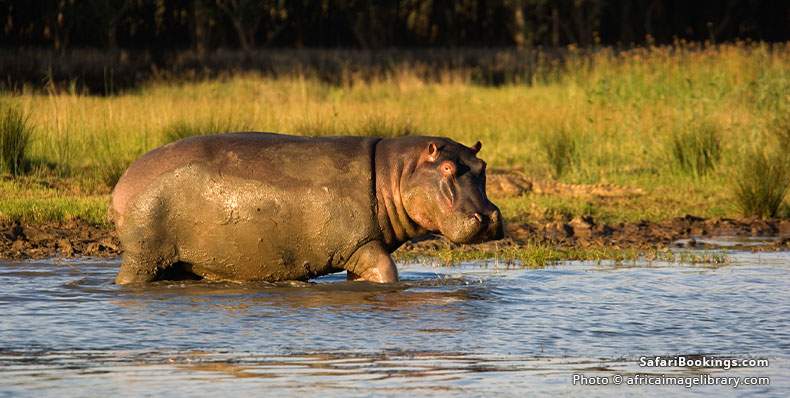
668,121 -> 721,178
540,128 -> 579,179
395,242 -> 729,267
733,151 -> 789,218
733,117 -> 790,218
162,119 -> 251,144
2,1 -> 783,51
0,104 -> 33,176
0,43 -> 788,224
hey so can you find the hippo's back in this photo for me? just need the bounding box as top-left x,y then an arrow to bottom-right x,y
112,132 -> 375,226
111,132 -> 382,281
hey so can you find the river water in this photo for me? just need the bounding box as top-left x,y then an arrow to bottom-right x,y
1,248 -> 788,397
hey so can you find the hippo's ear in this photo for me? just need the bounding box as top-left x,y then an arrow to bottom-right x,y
470,141 -> 482,155
426,142 -> 439,162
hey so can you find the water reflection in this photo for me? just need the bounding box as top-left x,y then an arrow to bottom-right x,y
1,253 -> 789,397
114,276 -> 479,312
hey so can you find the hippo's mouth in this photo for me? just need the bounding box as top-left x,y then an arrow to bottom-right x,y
441,216 -> 480,244
442,213 -> 504,244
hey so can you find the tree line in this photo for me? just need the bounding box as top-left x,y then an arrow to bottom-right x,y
1,0 -> 786,52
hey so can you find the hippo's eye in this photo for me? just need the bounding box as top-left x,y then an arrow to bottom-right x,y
440,161 -> 456,177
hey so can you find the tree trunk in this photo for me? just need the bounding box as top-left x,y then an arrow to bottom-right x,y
551,6 -> 560,46
511,3 -> 526,47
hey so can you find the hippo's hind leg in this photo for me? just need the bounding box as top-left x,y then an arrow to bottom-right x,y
115,205 -> 179,285
116,237 -> 180,284
116,254 -> 160,284
345,241 -> 398,283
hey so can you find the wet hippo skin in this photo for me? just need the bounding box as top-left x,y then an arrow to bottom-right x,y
111,132 -> 504,284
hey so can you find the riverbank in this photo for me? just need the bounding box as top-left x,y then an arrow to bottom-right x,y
1,43 -> 788,264
3,215 -> 788,264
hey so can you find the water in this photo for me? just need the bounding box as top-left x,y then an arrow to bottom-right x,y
1,250 -> 789,397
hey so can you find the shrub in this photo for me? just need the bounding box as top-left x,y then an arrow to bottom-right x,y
95,155 -> 132,189
162,118 -> 250,144
291,116 -> 421,137
353,116 -> 421,137
0,104 -> 33,175
540,128 -> 579,179
770,113 -> 790,154
668,121 -> 721,177
733,150 -> 790,218
290,118 -> 345,136
89,130 -> 137,188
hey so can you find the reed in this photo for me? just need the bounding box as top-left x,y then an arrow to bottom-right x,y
0,104 -> 33,176
0,43 -> 788,224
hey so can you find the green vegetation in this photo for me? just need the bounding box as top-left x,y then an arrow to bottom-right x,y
733,116 -> 790,218
395,242 -> 730,267
353,116 -> 421,137
291,115 -> 421,137
0,104 -> 33,176
162,119 -> 251,144
540,127 -> 579,179
0,177 -> 107,225
0,43 -> 788,226
733,151 -> 790,218
668,120 -> 721,178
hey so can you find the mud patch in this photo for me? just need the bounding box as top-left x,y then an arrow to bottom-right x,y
1,215 -> 789,260
1,220 -> 119,259
400,215 -> 790,256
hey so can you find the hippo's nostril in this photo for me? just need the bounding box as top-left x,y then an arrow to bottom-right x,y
489,210 -> 500,223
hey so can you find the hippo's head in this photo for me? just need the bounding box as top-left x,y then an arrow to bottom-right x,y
401,139 -> 504,244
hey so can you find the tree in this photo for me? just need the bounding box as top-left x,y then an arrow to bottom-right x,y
42,0 -> 79,52
215,0 -> 287,51
89,0 -> 133,49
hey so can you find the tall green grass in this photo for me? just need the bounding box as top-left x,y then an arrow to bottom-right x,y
771,114 -> 790,154
353,116 -> 421,137
0,104 -> 33,175
733,151 -> 789,218
733,116 -> 790,218
668,121 -> 722,178
162,118 -> 251,144
91,129 -> 139,188
539,128 -> 579,179
291,115 -> 421,137
0,43 -> 788,224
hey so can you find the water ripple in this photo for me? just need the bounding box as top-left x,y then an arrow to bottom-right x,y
0,253 -> 788,396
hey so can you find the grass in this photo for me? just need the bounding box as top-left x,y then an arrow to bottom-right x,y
162,118 -> 251,144
733,116 -> 790,218
0,176 -> 108,224
291,115 -> 421,137
394,241 -> 730,267
353,116 -> 421,137
540,127 -> 579,179
0,42 -> 788,226
668,120 -> 722,178
733,151 -> 790,218
0,104 -> 33,175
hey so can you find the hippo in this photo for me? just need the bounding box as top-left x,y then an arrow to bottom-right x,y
110,132 -> 504,284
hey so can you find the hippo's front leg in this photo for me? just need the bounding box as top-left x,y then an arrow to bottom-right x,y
345,241 -> 398,283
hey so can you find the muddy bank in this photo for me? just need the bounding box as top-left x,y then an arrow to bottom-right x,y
1,220 -> 120,259
2,215 -> 789,260
400,215 -> 790,256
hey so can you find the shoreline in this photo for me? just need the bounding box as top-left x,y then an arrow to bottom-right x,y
3,216 -> 789,261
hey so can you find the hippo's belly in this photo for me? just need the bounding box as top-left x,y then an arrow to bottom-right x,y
160,165 -> 374,282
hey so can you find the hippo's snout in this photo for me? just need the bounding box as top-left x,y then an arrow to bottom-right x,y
483,207 -> 505,241
444,204 -> 505,244
472,206 -> 505,242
